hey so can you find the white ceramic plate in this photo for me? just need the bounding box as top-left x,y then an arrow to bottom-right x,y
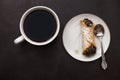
62,14 -> 111,62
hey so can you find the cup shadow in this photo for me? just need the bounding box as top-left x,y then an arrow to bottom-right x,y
18,37 -> 60,57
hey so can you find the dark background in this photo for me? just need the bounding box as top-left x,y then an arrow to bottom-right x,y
0,0 -> 120,80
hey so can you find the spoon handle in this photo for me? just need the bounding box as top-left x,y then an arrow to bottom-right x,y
99,37 -> 107,70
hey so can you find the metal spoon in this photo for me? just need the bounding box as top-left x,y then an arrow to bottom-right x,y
94,24 -> 107,70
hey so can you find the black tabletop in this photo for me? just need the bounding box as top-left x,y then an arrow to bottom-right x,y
0,0 -> 120,80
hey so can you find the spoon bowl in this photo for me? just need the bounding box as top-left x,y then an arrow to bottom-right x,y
94,24 -> 104,37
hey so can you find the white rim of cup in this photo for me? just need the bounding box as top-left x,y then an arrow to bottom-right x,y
20,6 -> 60,46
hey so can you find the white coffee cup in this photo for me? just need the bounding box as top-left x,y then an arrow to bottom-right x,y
14,6 -> 60,46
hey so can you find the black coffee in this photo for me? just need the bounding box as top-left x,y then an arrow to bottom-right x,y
24,10 -> 57,42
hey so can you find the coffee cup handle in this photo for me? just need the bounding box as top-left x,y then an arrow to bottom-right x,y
14,36 -> 24,44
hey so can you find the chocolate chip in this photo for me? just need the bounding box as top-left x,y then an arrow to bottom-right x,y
83,18 -> 93,27
83,44 -> 96,56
